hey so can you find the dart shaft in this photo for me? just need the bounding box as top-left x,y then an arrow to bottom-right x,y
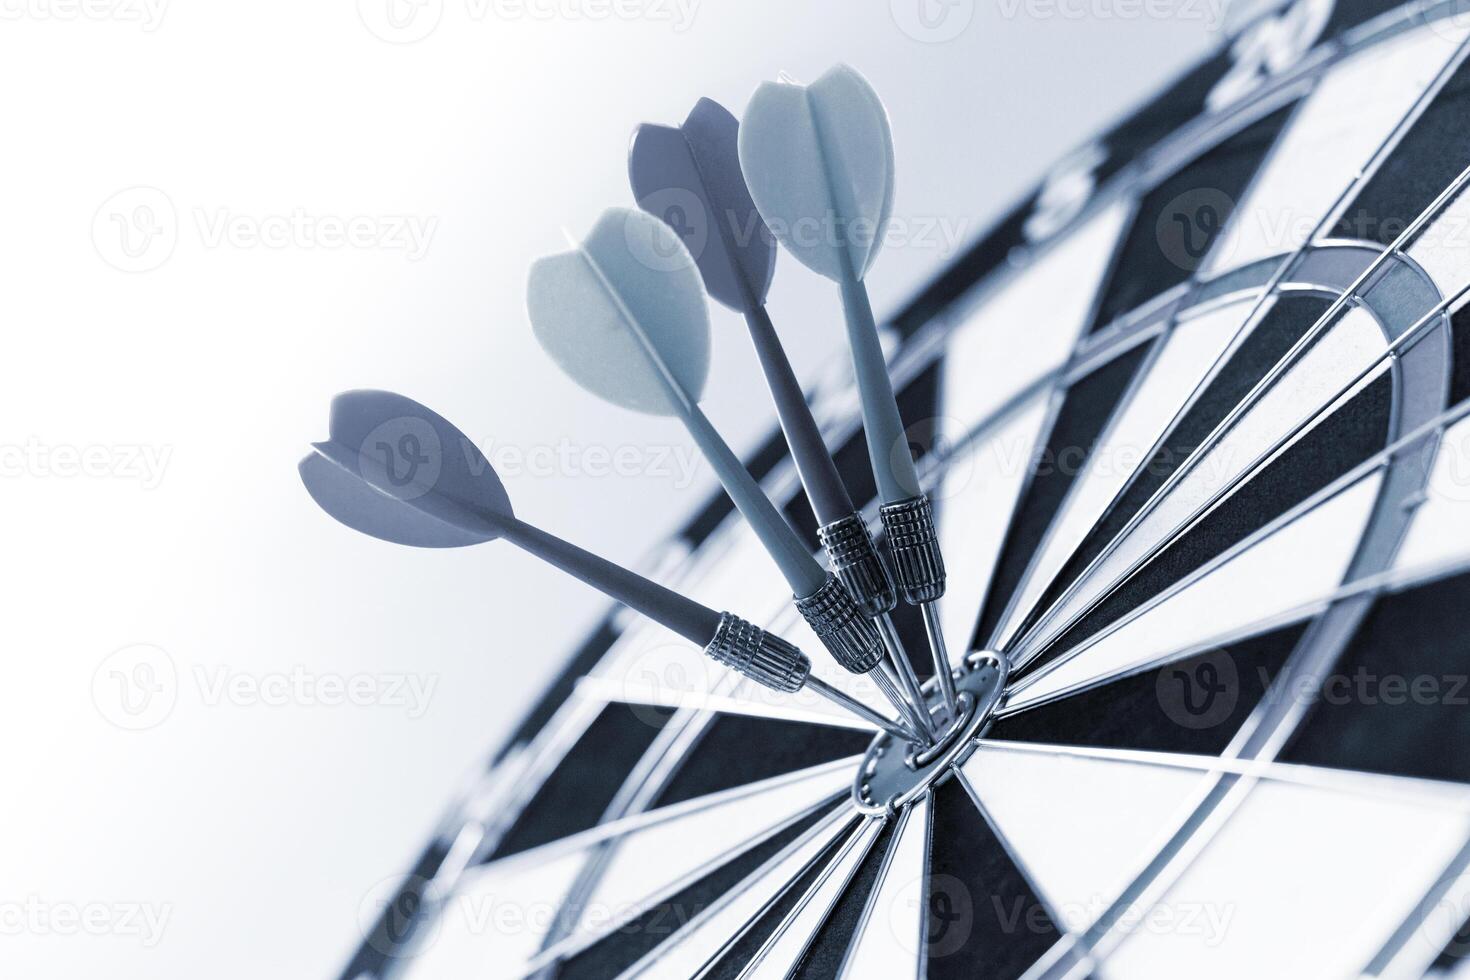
805,675 -> 915,741
678,401 -> 827,597
743,304 -> 854,526
838,275 -> 919,504
500,516 -> 721,644
876,612 -> 937,737
921,603 -> 959,721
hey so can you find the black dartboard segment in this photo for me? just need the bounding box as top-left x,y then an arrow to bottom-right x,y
1087,105 -> 1294,333
1096,47 -> 1240,185
926,781 -> 1060,980
1282,570 -> 1470,784
491,703 -> 671,860
1451,303 -> 1470,404
990,623 -> 1307,756
1329,56 -> 1470,246
651,715 -> 870,808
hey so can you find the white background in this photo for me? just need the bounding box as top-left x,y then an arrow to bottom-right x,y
0,1 -> 1215,976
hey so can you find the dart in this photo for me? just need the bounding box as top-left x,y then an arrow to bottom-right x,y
526,207 -> 931,741
738,64 -> 959,722
628,96 -> 935,737
298,389 -> 916,741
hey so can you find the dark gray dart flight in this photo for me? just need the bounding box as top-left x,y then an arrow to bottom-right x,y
629,96 -> 934,736
298,389 -> 913,739
739,64 -> 959,720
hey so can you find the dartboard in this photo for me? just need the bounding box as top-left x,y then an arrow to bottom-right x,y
344,1 -> 1470,976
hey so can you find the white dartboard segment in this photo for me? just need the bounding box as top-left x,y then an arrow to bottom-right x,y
1102,779 -> 1470,980
959,743 -> 1210,932
940,199 -> 1133,442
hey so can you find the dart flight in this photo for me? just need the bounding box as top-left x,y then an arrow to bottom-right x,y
298,389 -> 914,737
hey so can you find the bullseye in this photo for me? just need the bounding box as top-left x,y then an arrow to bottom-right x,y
852,650 -> 1009,815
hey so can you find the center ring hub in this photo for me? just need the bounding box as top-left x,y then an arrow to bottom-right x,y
853,650 -> 1008,815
